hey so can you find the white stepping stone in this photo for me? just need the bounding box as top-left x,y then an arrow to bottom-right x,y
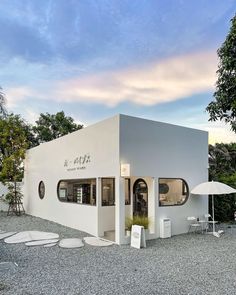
0,262 -> 18,272
4,231 -> 59,244
0,232 -> 17,240
25,239 -> 59,247
83,237 -> 114,247
59,238 -> 84,248
44,243 -> 58,248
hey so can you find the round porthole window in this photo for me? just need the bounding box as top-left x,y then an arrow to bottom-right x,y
38,181 -> 45,199
159,183 -> 169,194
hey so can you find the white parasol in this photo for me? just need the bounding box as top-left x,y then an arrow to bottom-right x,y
191,181 -> 236,237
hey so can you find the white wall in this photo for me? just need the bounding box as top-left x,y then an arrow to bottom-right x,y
23,114 -> 208,244
119,114 -> 208,238
24,116 -> 120,237
0,183 -> 9,211
99,206 -> 115,233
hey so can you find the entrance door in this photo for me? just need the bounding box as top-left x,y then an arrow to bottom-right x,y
133,178 -> 148,216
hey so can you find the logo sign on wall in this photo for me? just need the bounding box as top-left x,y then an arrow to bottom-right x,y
120,163 -> 130,177
64,153 -> 91,172
130,225 -> 146,249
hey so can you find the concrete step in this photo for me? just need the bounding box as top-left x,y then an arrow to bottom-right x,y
103,230 -> 115,242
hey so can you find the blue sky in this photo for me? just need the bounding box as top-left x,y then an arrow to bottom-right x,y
0,0 -> 236,143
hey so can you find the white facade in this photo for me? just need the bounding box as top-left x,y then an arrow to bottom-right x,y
23,114 -> 208,244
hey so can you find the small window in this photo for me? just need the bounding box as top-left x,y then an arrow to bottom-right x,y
38,181 -> 45,199
57,179 -> 96,206
102,178 -> 115,206
159,178 -> 189,206
125,178 -> 130,205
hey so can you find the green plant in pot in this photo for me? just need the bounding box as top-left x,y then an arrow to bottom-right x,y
125,217 -> 133,232
125,215 -> 150,236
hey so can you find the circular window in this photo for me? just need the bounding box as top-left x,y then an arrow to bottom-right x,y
38,181 -> 45,199
159,183 -> 169,194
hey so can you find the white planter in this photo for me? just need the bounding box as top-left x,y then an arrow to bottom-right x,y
145,229 -> 149,239
126,230 -> 131,237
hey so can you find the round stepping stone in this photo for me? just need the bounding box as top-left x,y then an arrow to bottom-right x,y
0,232 -> 17,240
83,237 -> 114,247
25,239 -> 59,247
5,231 -> 59,244
59,238 -> 84,248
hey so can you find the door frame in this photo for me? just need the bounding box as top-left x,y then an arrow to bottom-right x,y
133,178 -> 148,216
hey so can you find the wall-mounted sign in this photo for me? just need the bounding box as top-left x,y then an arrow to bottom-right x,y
120,163 -> 130,177
64,153 -> 91,172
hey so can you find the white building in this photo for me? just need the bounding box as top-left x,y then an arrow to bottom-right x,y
23,114 -> 208,244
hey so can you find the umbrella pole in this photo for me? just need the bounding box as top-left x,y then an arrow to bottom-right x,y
212,194 -> 215,233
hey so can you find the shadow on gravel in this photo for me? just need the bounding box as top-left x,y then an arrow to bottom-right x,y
0,281 -> 10,292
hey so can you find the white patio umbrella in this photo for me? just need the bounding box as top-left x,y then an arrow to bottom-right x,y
191,181 -> 236,237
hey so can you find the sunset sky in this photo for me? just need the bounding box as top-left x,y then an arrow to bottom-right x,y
0,0 -> 236,144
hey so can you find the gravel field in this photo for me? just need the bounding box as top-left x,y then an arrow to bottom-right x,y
0,212 -> 236,295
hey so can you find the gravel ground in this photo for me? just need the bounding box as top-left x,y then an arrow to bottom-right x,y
1,212 -> 236,295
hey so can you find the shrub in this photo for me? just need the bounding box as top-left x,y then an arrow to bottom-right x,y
125,215 -> 150,230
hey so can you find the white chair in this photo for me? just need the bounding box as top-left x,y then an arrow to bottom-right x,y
187,217 -> 201,233
204,214 -> 218,232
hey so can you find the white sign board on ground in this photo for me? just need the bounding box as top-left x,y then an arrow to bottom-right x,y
131,225 -> 146,249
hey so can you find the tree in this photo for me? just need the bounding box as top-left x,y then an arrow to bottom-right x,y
23,123 -> 39,148
0,114 -> 28,213
0,87 -> 7,117
208,143 -> 235,180
206,15 -> 236,132
33,111 -> 83,144
208,143 -> 236,222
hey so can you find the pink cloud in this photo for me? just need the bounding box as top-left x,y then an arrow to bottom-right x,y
55,50 -> 218,106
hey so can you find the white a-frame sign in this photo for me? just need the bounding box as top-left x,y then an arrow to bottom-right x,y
131,225 -> 146,249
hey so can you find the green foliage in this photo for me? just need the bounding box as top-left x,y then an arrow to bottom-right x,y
125,217 -> 133,231
23,123 -> 39,148
33,111 -> 83,144
209,143 -> 236,180
209,143 -> 236,222
5,183 -> 23,204
0,114 -> 28,211
125,216 -> 150,230
206,15 -> 236,132
0,110 -> 83,187
0,114 -> 28,183
0,90 -> 83,205
219,172 -> 236,188
0,87 -> 7,118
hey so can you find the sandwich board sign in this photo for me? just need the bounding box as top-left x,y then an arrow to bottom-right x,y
131,225 -> 146,249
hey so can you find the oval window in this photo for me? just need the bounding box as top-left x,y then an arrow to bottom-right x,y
38,181 -> 45,199
159,178 -> 189,206
57,179 -> 96,206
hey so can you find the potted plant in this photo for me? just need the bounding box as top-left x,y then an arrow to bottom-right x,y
125,215 -> 150,237
125,217 -> 133,236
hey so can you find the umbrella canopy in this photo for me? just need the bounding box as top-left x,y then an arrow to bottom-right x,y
191,181 -> 236,195
191,181 -> 236,237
